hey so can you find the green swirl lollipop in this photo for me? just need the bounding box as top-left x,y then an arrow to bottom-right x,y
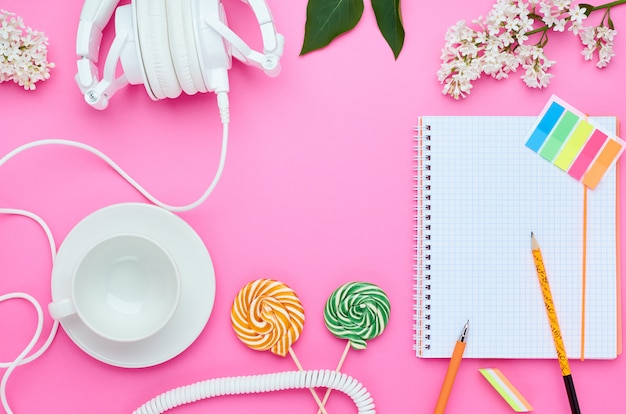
318,281 -> 391,413
324,281 -> 391,350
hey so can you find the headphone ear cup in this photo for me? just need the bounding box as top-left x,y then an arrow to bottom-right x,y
166,0 -> 206,95
135,0 -> 182,100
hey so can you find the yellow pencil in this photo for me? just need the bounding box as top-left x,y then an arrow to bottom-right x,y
531,232 -> 581,414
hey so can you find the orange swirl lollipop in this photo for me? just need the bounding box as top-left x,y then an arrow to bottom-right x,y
231,278 -> 328,413
231,278 -> 305,357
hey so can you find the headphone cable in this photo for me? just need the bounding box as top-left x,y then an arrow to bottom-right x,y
0,209 -> 59,414
0,92 -> 230,213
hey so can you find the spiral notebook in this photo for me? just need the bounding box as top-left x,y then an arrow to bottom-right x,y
413,115 -> 621,359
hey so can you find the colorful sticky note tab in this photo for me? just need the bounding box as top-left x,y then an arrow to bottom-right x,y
479,368 -> 533,412
524,95 -> 625,189
553,119 -> 594,171
539,110 -> 579,162
525,101 -> 565,152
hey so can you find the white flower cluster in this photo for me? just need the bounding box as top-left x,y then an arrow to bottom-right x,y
438,0 -> 620,99
1,10 -> 54,90
579,25 -> 617,67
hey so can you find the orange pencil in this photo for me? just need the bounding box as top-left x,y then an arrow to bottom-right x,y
434,321 -> 469,414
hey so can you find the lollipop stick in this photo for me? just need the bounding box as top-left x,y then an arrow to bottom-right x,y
317,342 -> 351,414
288,348 -> 328,414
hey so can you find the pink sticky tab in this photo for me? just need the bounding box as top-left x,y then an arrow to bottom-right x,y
567,129 -> 607,181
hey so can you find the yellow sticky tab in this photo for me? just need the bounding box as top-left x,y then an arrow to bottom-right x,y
554,120 -> 593,171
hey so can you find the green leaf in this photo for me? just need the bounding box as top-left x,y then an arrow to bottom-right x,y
300,0 -> 365,55
371,0 -> 404,59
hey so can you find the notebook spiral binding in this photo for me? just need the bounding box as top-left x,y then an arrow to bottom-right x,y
413,120 -> 432,357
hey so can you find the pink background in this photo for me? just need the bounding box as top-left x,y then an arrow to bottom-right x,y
1,0 -> 625,413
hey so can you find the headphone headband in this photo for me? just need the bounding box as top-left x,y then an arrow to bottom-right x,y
76,0 -> 284,109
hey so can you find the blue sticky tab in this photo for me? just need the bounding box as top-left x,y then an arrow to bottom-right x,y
525,102 -> 565,152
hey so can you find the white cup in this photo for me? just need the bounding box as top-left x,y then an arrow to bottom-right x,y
49,233 -> 181,342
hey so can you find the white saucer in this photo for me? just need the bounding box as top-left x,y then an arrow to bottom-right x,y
50,203 -> 215,368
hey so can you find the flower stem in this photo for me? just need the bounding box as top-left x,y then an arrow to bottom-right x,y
523,0 -> 626,39
587,0 -> 626,12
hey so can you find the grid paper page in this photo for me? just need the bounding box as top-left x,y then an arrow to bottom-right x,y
414,116 -> 618,359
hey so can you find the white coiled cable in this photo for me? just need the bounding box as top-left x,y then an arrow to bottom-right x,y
133,370 -> 376,414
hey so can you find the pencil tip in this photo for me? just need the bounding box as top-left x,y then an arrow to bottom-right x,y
530,232 -> 539,249
459,321 -> 470,342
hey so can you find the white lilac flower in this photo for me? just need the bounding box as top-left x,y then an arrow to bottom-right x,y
577,25 -> 618,67
553,0 -> 573,12
518,44 -> 556,88
597,42 -> 615,67
582,44 -> 596,60
540,3 -> 556,25
0,9 -> 54,90
568,9 -> 588,34
569,5 -> 588,25
439,0 -> 623,99
552,17 -> 567,31
579,26 -> 597,46
596,26 -> 617,41
518,16 -> 536,35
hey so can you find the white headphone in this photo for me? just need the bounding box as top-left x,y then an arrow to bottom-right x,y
76,0 -> 284,109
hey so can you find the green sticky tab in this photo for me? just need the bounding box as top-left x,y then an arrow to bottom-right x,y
539,111 -> 579,162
